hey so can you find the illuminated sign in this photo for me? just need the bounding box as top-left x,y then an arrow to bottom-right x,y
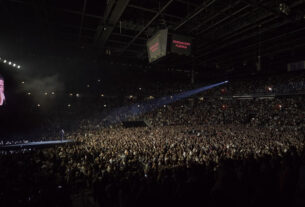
146,29 -> 168,63
172,40 -> 191,49
150,42 -> 159,53
171,34 -> 192,56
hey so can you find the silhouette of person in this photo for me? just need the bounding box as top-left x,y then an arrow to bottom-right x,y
60,129 -> 65,141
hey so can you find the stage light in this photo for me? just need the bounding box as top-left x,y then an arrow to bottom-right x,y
69,93 -> 73,96
101,94 -> 104,97
103,80 -> 229,125
87,84 -> 90,88
51,92 -> 55,95
104,104 -> 107,107
139,87 -> 142,90
225,80 -> 229,83
67,104 -> 71,107
137,105 -> 140,108
98,79 -> 101,82
21,81 -> 25,84
27,92 -> 31,95
37,104 -> 40,107
1,58 -> 22,68
44,92 -> 48,95
163,105 -> 166,108
76,93 -> 80,97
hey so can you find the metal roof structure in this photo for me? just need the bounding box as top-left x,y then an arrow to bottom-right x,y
1,0 -> 305,72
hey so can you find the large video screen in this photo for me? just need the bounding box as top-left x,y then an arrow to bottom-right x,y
171,34 -> 192,56
0,74 -> 5,106
146,29 -> 168,63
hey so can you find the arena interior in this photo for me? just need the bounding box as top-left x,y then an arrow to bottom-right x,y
0,0 -> 305,206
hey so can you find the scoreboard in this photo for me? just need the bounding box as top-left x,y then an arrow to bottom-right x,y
146,29 -> 192,63
146,29 -> 168,63
170,34 -> 192,56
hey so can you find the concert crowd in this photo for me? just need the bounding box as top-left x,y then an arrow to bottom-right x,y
0,72 -> 305,207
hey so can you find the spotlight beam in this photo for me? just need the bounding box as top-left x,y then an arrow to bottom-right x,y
103,81 -> 229,124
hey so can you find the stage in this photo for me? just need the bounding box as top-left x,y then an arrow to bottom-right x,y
0,139 -> 76,150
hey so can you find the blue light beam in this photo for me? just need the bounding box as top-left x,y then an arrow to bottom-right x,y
102,80 -> 229,124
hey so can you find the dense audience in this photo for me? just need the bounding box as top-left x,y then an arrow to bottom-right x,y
0,71 -> 305,207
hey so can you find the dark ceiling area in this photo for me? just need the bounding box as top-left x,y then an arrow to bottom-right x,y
1,0 -> 305,73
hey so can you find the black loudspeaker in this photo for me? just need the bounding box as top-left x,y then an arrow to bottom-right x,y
122,121 -> 148,128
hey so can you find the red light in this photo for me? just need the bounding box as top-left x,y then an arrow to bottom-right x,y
175,44 -> 187,49
173,40 -> 191,50
172,40 -> 191,46
149,42 -> 159,53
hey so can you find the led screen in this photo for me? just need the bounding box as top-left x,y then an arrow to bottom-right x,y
0,74 -> 5,106
171,34 -> 192,56
146,29 -> 168,63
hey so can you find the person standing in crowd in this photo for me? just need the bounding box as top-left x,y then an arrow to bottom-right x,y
60,129 -> 65,141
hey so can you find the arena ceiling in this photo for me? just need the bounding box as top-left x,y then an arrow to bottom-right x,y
1,0 -> 305,71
